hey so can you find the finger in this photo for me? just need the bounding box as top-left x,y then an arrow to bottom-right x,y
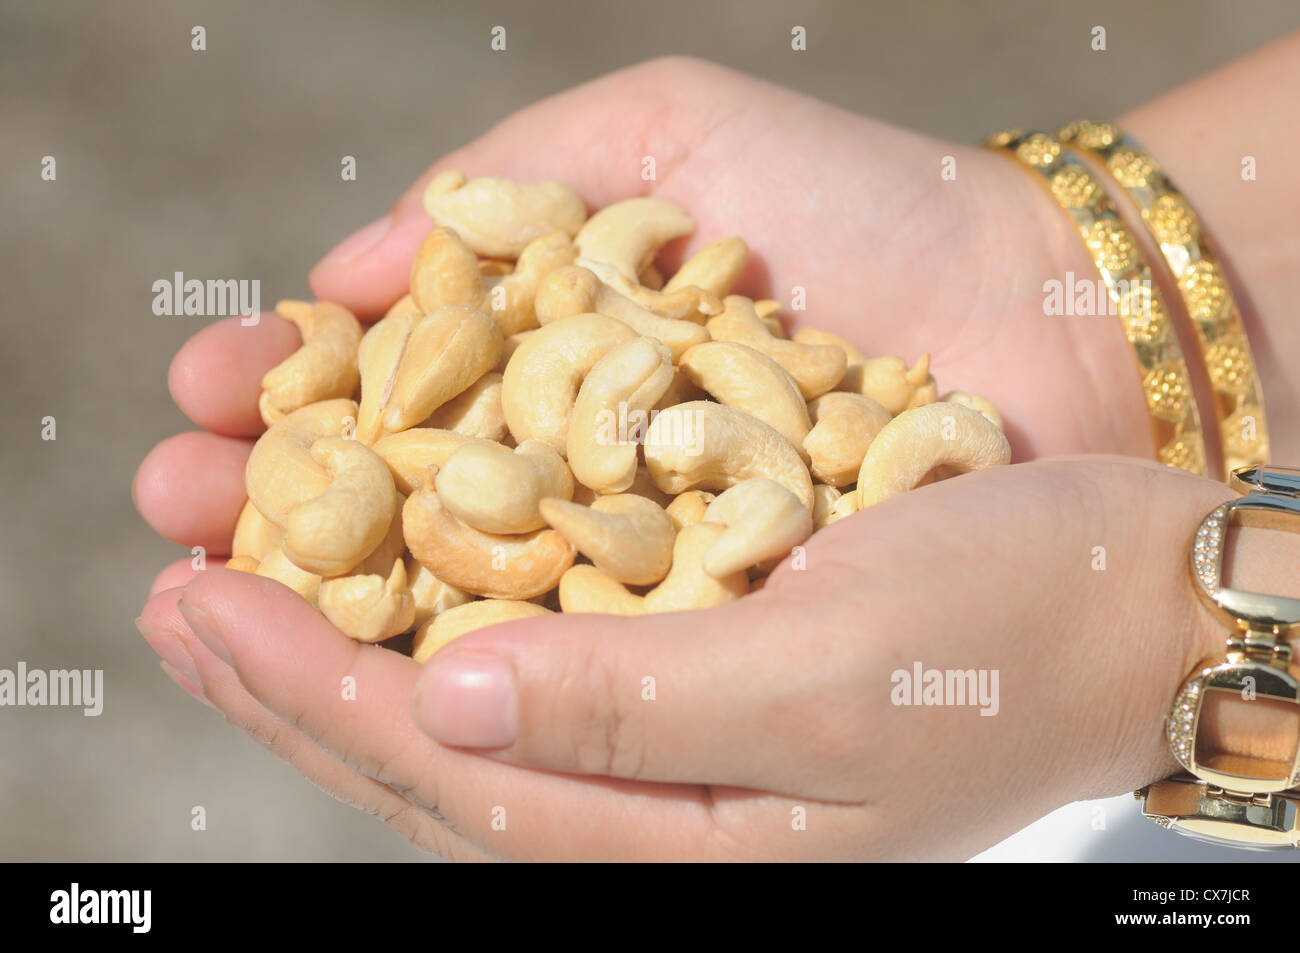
308,57 -> 749,318
175,568 -> 736,859
137,587 -> 490,860
169,314 -> 300,437
149,557 -> 213,598
133,432 -> 250,552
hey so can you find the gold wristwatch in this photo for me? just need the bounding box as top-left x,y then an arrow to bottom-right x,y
1137,465 -> 1300,848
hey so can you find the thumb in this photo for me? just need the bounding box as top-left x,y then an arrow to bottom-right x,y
410,592 -> 818,792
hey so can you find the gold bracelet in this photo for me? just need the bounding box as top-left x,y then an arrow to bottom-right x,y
1059,120 -> 1270,478
985,129 -> 1208,476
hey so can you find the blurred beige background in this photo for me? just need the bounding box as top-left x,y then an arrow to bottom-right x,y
3,0 -> 1298,861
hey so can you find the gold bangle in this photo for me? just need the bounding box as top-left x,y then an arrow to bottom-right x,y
984,129 -> 1208,476
1059,120 -> 1270,478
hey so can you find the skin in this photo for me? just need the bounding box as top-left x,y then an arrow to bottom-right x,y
135,38 -> 1300,860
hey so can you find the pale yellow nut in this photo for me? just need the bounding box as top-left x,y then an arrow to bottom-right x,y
706,296 -> 846,399
383,305 -> 503,433
355,309 -> 418,445
811,484 -> 842,530
500,312 -> 637,452
846,354 -> 933,415
403,487 -> 576,599
578,256 -> 721,323
412,599 -> 553,664
484,231 -> 576,335
351,495 -> 408,576
574,196 -> 694,281
664,489 -> 715,531
827,492 -> 860,524
259,300 -> 363,425
254,546 -> 322,605
406,556 -> 472,629
423,371 -> 507,442
226,555 -> 261,573
383,293 -> 423,321
792,326 -> 866,365
319,559 -> 415,644
539,493 -> 675,586
372,427 -> 498,495
245,398 -> 359,527
232,499 -> 284,562
680,341 -> 811,456
568,337 -> 674,493
654,364 -> 707,411
410,227 -> 486,314
803,392 -> 892,486
282,437 -> 399,577
423,174 -> 587,259
558,523 -> 746,614
495,330 -> 535,374
535,265 -> 710,361
645,401 -> 814,509
436,439 -> 574,534
424,168 -> 466,200
618,466 -> 676,508
754,299 -> 783,320
856,402 -> 1010,508
663,237 -> 748,298
700,478 -> 813,578
940,390 -> 1003,429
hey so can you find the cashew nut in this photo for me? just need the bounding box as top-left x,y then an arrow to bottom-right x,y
225,555 -> 261,573
232,499 -> 285,562
355,310 -> 416,445
811,484 -> 842,530
644,401 -> 814,509
282,437 -> 398,577
803,392 -> 893,486
856,402 -> 1010,508
259,300 -> 363,426
423,174 -> 587,259
403,486 -> 576,599
664,489 -> 715,531
383,305 -> 503,433
245,398 -> 359,526
500,312 -> 637,452
574,197 -> 694,281
435,439 -> 574,534
410,227 -> 486,315
940,390 -> 1003,429
706,296 -> 846,399
423,371 -> 507,442
845,354 -> 935,415
412,599 -> 553,664
406,556 -> 472,629
253,546 -> 322,605
539,493 -> 675,585
319,559 -> 415,643
663,237 -> 748,298
371,427 -> 498,495
484,231 -> 576,335
698,478 -> 813,578
792,326 -> 865,364
680,341 -> 811,455
567,337 -> 674,493
577,256 -> 721,322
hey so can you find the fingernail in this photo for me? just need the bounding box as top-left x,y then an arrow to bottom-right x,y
135,618 -> 201,686
414,653 -> 518,749
160,660 -> 216,710
177,598 -> 233,667
317,215 -> 391,266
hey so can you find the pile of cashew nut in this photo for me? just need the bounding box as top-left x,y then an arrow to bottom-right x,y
230,173 -> 1011,660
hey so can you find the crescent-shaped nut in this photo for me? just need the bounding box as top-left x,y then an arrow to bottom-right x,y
423,175 -> 587,259
355,310 -> 417,445
574,197 -> 694,281
811,484 -> 842,530
259,300 -> 363,425
699,478 -> 813,578
558,565 -> 648,615
706,296 -> 846,399
539,493 -> 675,586
372,428 -> 499,495
792,326 -> 866,365
485,231 -> 576,335
940,390 -> 1003,429
410,226 -> 486,314
847,354 -> 934,415
654,365 -> 707,411
827,491 -> 861,524
803,392 -> 893,486
500,312 -> 637,452
412,599 -> 554,663
644,401 -> 814,510
319,559 -> 415,644
383,305 -> 503,433
680,341 -> 811,455
568,337 -> 674,493
403,487 -> 576,599
406,556 -> 473,629
436,439 -> 574,534
232,499 -> 285,562
664,489 -> 715,531
856,402 -> 1010,508
423,371 -> 507,442
245,398 -> 359,526
643,522 -> 748,612
226,555 -> 261,573
663,237 -> 748,298
577,256 -> 721,322
254,546 -> 322,606
536,265 -> 710,361
282,437 -> 399,577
